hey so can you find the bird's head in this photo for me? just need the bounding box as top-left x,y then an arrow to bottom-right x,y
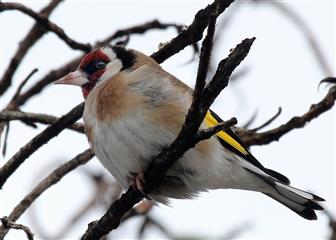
55,45 -> 137,98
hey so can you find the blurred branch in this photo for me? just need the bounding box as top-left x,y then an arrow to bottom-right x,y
329,217 -> 336,240
81,14 -> 253,239
0,0 -> 63,96
241,110 -> 258,129
0,69 -> 39,149
0,149 -> 94,238
29,170 -> 113,239
0,2 -> 92,52
0,110 -> 84,133
137,215 -> 171,239
0,102 -> 85,188
239,84 -> 336,146
322,209 -> 336,240
121,201 -> 153,223
0,216 -> 34,240
253,0 -> 332,76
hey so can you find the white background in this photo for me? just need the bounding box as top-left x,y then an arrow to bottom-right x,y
1,0 -> 335,239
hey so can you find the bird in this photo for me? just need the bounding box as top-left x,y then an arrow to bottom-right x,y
55,45 -> 324,220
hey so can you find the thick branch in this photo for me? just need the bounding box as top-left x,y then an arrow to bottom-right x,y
0,110 -> 84,133
0,102 -> 85,188
0,2 -> 91,52
151,0 -> 235,63
0,0 -> 63,96
0,149 -> 94,238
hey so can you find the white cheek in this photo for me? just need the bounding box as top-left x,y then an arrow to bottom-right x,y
99,60 -> 122,83
101,46 -> 116,60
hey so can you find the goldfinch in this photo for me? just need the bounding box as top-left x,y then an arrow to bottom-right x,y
56,45 -> 324,220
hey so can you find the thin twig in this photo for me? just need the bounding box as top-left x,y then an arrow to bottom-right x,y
0,110 -> 84,133
99,20 -> 185,47
196,118 -> 237,142
10,69 -> 39,103
2,123 -> 10,156
0,69 -> 39,143
0,149 -> 94,238
0,102 -> 85,188
0,0 -> 63,96
48,172 -> 112,239
241,110 -> 258,129
248,107 -> 282,132
0,2 -> 91,52
240,85 -> 336,146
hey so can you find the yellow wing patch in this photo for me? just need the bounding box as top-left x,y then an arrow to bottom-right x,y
205,111 -> 248,155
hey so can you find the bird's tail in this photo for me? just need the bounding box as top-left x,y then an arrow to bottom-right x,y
264,182 -> 324,220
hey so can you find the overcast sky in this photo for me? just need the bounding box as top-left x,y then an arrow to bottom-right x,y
1,0 -> 335,239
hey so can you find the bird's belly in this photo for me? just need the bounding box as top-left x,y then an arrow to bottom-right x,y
91,113 -> 176,189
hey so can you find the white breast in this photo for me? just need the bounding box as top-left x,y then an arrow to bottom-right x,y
89,109 -> 177,189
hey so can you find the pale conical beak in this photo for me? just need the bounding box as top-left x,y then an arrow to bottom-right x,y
54,70 -> 88,86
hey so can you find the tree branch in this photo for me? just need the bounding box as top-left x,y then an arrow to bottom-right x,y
151,0 -> 235,63
0,2 -> 92,52
0,217 -> 34,240
0,0 -> 63,96
239,85 -> 336,146
253,0 -> 332,76
248,107 -> 282,132
10,69 -> 39,104
0,102 -> 85,188
0,149 -> 94,238
0,110 -> 84,133
196,118 -> 237,142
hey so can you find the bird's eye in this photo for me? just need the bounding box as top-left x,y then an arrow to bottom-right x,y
95,60 -> 106,69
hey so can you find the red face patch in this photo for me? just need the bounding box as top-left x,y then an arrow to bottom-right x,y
79,50 -> 110,70
78,49 -> 111,99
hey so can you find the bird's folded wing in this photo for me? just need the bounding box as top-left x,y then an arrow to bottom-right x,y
205,110 -> 291,185
205,110 -> 249,157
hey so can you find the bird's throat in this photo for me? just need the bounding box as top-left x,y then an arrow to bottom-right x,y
82,83 -> 95,99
